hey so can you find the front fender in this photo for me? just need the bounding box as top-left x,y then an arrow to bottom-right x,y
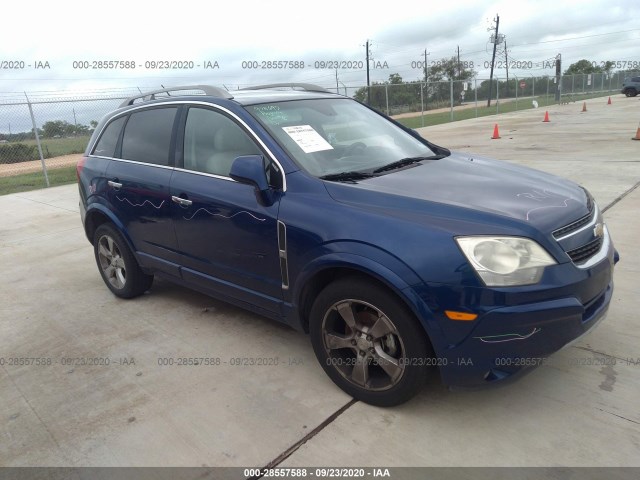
288,245 -> 446,344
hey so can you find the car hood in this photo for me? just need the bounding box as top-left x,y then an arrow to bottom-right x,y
324,152 -> 590,232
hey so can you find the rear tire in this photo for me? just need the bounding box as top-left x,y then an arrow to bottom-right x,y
309,277 -> 433,407
93,224 -> 153,299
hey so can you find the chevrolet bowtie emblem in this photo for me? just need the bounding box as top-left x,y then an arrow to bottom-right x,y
593,223 -> 604,238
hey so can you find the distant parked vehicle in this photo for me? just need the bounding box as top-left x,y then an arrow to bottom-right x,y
621,76 -> 640,97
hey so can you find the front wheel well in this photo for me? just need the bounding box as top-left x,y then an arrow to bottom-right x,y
298,268 -> 419,334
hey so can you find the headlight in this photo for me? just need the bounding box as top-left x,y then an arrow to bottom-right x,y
456,236 -> 556,286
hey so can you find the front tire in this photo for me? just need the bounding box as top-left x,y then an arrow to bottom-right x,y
93,224 -> 153,299
309,277 -> 433,407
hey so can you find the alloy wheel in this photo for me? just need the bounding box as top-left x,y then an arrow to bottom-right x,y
97,234 -> 127,289
321,299 -> 406,391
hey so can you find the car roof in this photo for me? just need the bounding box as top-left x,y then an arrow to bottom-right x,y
230,89 -> 343,105
118,84 -> 345,109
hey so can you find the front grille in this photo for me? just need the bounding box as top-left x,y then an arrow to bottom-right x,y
552,195 -> 594,239
552,190 -> 603,266
552,211 -> 593,239
566,237 -> 604,264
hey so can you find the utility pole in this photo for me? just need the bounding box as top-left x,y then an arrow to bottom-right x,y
504,38 -> 509,98
424,49 -> 429,83
457,45 -> 461,79
555,53 -> 561,102
366,40 -> 371,105
424,48 -> 430,115
335,68 -> 339,94
487,14 -> 500,107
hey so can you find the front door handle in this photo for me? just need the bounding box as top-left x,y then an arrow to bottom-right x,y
108,180 -> 123,189
171,195 -> 193,207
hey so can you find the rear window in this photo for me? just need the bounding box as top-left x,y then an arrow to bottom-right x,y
121,107 -> 177,165
92,116 -> 126,157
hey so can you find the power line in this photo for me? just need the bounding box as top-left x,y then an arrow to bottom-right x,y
508,28 -> 640,48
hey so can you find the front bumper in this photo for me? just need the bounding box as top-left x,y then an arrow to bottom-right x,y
422,232 -> 617,387
438,279 -> 613,386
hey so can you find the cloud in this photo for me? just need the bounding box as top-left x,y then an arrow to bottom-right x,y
0,0 -> 638,93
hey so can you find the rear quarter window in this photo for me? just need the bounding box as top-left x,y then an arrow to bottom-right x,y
92,116 -> 126,157
121,107 -> 177,165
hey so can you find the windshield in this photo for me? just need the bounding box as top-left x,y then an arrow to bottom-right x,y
247,98 -> 441,178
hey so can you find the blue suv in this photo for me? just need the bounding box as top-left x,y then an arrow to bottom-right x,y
78,84 -> 618,406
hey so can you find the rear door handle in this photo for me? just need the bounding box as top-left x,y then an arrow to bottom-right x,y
108,180 -> 123,189
171,195 -> 193,207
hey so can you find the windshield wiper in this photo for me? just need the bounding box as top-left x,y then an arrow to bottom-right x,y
320,171 -> 375,182
373,155 -> 446,174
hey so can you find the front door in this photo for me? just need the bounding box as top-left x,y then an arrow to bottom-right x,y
170,106 -> 283,314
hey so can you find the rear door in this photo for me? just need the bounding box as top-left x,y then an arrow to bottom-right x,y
169,105 -> 284,314
104,106 -> 181,276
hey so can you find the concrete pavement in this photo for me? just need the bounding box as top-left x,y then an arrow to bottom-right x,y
0,94 -> 638,469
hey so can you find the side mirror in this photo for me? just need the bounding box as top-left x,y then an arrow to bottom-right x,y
230,155 -> 274,205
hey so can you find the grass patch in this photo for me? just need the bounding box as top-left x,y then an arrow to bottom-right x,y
0,166 -> 77,196
20,136 -> 90,157
397,92 -> 615,129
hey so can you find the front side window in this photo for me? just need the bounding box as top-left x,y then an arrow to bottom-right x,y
121,107 -> 177,165
247,98 -> 440,177
183,107 -> 261,177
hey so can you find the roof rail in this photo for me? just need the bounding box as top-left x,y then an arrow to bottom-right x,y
240,83 -> 330,93
119,85 -> 233,107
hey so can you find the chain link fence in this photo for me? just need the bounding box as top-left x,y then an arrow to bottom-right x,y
349,71 -> 636,128
0,89 -> 139,194
0,72 -> 636,194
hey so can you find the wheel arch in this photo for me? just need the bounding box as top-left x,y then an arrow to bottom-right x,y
293,254 -> 439,350
84,204 -> 136,254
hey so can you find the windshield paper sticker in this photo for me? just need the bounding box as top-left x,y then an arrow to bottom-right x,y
282,125 -> 334,153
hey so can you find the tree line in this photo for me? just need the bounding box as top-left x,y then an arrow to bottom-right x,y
0,119 -> 97,142
353,57 -> 625,113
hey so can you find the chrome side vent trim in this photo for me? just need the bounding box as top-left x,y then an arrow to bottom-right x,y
277,221 -> 289,289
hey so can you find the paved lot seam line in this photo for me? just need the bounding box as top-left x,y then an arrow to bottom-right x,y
602,180 -> 640,214
596,408 -> 640,426
571,345 -> 629,363
1,365 -> 64,454
248,399 -> 358,479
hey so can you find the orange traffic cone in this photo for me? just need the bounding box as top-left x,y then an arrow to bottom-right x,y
581,102 -> 587,112
607,97 -> 612,105
542,111 -> 550,122
491,124 -> 501,139
632,123 -> 640,141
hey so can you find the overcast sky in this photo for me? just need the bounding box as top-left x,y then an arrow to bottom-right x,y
1,0 -> 638,96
